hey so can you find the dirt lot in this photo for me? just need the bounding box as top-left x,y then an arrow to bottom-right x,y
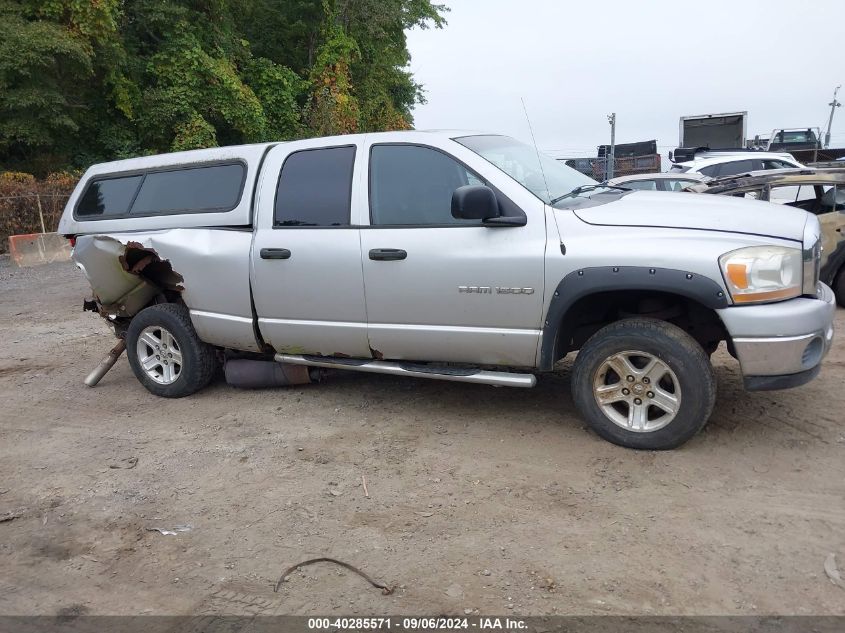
1,257 -> 844,617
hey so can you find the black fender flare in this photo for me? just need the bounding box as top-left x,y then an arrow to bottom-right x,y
820,238 -> 845,286
539,266 -> 730,370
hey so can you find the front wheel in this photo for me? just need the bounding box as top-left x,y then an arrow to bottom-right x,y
571,318 -> 716,450
126,303 -> 218,398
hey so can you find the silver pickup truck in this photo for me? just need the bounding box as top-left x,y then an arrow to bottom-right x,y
57,130 -> 836,450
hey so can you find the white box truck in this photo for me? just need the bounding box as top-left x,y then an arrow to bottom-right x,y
679,112 -> 748,149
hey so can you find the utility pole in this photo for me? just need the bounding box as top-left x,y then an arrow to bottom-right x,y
607,112 -> 616,180
825,85 -> 841,149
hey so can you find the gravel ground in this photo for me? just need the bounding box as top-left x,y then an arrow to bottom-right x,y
1,256 -> 844,617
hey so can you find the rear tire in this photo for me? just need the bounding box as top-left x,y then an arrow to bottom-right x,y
126,303 -> 217,398
571,318 -> 716,450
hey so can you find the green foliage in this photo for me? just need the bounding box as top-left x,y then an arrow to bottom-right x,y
0,1 -> 92,161
306,19 -> 361,135
0,0 -> 448,175
244,57 -> 307,139
232,0 -> 324,74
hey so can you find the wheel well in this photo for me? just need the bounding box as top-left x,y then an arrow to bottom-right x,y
552,290 -> 728,363
105,245 -> 186,336
122,243 -> 184,304
832,261 -> 845,286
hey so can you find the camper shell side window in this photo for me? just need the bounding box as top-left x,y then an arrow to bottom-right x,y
74,161 -> 247,220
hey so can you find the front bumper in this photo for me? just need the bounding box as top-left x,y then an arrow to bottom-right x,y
717,282 -> 836,391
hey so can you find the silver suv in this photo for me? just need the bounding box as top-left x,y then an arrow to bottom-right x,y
58,131 -> 836,449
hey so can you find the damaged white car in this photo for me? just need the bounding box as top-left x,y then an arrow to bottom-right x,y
59,131 -> 836,450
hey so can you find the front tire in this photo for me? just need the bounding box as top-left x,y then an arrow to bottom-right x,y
834,268 -> 845,308
571,318 -> 716,450
126,303 -> 218,398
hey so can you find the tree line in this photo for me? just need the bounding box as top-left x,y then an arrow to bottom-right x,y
0,0 -> 447,176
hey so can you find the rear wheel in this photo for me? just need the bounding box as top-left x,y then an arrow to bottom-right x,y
126,303 -> 217,398
571,318 -> 716,450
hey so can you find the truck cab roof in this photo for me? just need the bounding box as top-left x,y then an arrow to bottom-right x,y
79,130 -> 492,175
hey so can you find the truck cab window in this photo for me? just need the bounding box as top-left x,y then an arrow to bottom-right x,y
369,145 -> 481,226
274,146 -> 356,227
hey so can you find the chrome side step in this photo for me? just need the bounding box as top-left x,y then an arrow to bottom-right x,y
274,354 -> 537,388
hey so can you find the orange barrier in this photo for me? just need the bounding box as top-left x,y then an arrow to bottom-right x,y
8,232 -> 72,267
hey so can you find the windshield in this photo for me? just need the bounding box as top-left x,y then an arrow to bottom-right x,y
778,130 -> 817,143
455,135 -> 595,204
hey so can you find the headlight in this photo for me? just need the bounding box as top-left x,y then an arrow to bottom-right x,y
719,246 -> 802,304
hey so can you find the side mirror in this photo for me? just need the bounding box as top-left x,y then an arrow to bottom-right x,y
451,185 -> 500,221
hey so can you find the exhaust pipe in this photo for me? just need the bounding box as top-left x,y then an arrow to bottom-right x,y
85,339 -> 127,387
224,359 -> 315,389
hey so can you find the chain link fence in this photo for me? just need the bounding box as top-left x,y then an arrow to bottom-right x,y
0,173 -> 76,253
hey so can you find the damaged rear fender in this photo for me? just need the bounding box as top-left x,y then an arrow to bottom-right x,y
72,230 -> 261,352
73,235 -> 183,318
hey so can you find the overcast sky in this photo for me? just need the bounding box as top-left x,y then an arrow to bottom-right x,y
406,0 -> 845,161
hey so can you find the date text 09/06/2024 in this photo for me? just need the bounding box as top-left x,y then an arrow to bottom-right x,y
307,616 -> 527,630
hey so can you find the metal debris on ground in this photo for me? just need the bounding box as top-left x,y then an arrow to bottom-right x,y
274,557 -> 393,595
146,525 -> 192,536
824,553 -> 845,589
109,457 -> 138,469
84,339 -> 127,387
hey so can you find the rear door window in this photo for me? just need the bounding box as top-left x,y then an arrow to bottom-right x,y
77,175 -> 143,217
714,159 -> 756,177
762,159 -> 795,170
274,146 -> 356,227
698,164 -> 720,177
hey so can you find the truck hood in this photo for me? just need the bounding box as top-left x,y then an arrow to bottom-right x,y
570,191 -> 806,242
